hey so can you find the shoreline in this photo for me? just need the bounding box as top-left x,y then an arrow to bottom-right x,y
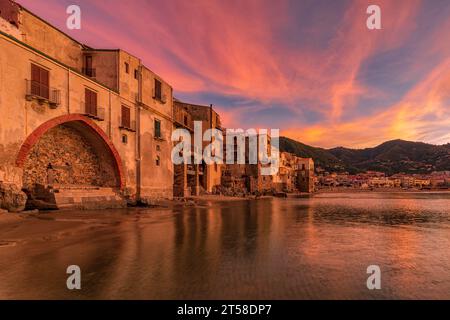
315,188 -> 450,194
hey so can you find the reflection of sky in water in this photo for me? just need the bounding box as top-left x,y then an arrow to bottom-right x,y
0,192 -> 448,299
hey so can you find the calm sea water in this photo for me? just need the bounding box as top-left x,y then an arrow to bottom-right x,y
0,192 -> 449,299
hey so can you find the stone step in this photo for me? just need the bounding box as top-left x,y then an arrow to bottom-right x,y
54,190 -> 119,197
51,187 -> 126,210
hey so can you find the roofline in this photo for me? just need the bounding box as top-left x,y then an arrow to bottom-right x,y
173,99 -> 212,110
0,29 -> 119,93
13,1 -> 174,88
14,0 -> 93,49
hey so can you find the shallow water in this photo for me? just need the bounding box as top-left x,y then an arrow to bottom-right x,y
0,192 -> 449,299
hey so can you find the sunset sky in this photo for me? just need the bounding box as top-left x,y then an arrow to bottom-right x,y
18,0 -> 450,148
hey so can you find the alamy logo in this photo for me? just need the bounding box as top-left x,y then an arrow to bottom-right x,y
366,5 -> 381,30
171,123 -> 280,175
66,5 -> 81,30
66,265 -> 81,290
366,265 -> 381,290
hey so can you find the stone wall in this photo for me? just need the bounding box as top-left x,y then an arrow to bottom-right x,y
23,124 -> 117,188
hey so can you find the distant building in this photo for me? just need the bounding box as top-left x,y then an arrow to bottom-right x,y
273,152 -> 315,193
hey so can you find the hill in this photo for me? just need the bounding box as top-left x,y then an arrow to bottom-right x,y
279,137 -> 450,175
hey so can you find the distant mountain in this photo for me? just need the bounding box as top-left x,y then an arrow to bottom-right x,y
279,137 -> 450,175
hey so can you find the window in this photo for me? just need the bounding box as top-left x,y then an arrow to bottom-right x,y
156,145 -> 161,151
156,156 -> 160,166
124,62 -> 129,74
154,119 -> 161,139
154,79 -> 162,100
31,64 -> 49,99
122,134 -> 128,144
84,55 -> 94,77
134,69 -> 139,80
121,106 -> 131,129
85,88 -> 98,116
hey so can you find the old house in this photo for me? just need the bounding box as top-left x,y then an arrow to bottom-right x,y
0,1 -> 173,210
172,100 -> 223,194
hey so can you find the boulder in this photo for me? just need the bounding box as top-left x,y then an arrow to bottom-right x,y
0,183 -> 27,212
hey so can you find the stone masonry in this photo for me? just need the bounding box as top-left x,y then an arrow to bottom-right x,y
23,124 -> 116,188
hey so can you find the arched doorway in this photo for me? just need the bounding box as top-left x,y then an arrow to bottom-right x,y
16,114 -> 125,197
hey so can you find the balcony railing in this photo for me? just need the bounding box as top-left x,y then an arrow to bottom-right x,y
81,101 -> 105,121
82,68 -> 96,78
120,120 -> 136,132
25,80 -> 61,107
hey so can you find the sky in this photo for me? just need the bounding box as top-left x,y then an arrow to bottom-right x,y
17,0 -> 450,149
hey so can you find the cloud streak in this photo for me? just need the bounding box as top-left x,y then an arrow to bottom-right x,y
18,0 -> 450,148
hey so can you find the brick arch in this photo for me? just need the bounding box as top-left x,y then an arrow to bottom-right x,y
16,114 -> 125,189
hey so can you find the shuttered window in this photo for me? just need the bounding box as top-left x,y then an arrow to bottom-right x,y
31,64 -> 49,99
121,106 -> 131,129
154,119 -> 161,138
85,89 -> 97,116
154,79 -> 162,100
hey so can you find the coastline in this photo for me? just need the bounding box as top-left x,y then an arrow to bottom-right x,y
315,188 -> 450,194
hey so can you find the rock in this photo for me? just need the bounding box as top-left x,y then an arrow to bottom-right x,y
0,183 -> 27,212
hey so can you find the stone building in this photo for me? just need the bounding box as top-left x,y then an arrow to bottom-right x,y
173,100 -> 223,194
221,132 -> 275,195
296,157 -> 315,193
0,1 -> 173,210
273,152 -> 295,192
273,152 -> 315,193
172,100 -> 200,197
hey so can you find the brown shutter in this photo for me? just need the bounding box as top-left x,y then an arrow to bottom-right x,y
31,64 -> 40,96
40,68 -> 49,99
91,91 -> 97,116
84,89 -> 97,115
85,89 -> 91,114
121,106 -> 130,128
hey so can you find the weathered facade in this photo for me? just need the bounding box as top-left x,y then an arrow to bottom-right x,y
173,100 -> 223,194
172,100 -> 201,197
0,1 -> 173,210
274,152 -> 315,193
221,133 -> 274,195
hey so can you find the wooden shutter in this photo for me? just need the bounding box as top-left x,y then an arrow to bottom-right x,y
155,79 -> 162,99
121,106 -> 130,128
85,89 -> 97,116
91,91 -> 97,116
31,64 -> 40,96
85,89 -> 91,114
31,64 -> 49,98
155,119 -> 161,138
40,68 -> 49,99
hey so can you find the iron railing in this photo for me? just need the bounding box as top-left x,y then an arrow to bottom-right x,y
81,101 -> 105,121
25,80 -> 61,107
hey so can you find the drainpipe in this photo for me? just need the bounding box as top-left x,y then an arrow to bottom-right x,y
136,64 -> 143,202
67,68 -> 70,114
209,104 -> 213,192
108,91 -> 112,138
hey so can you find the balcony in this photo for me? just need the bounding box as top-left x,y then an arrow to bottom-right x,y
81,101 -> 105,121
119,120 -> 136,132
25,80 -> 61,108
82,68 -> 96,78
